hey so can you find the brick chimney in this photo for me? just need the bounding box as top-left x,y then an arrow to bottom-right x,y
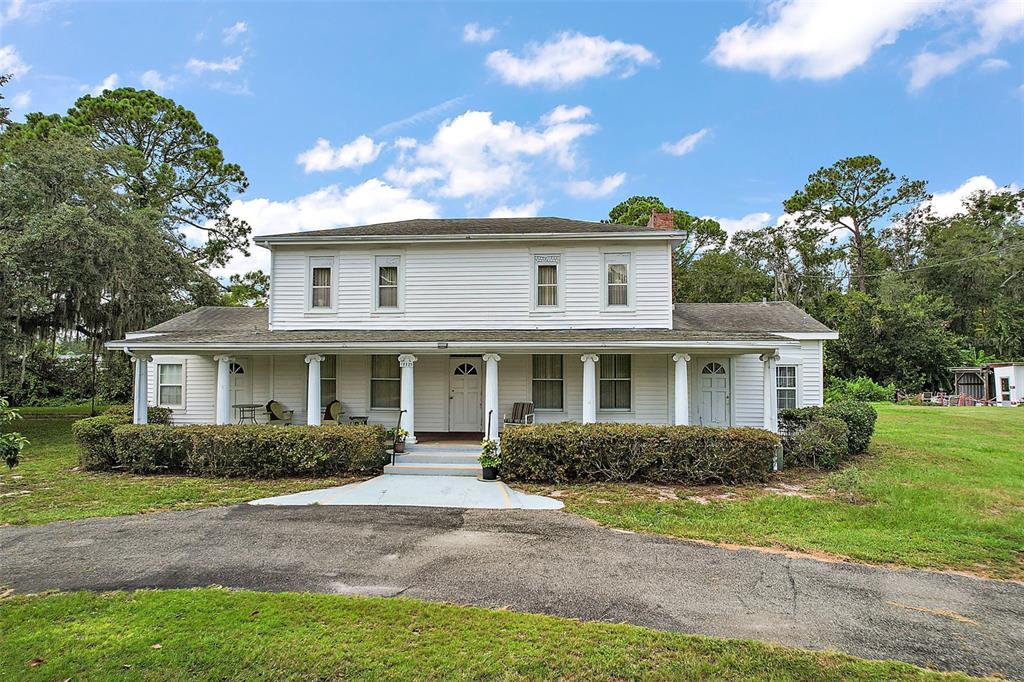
647,210 -> 674,229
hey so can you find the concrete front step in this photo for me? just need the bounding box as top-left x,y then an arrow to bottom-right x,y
384,462 -> 482,477
394,453 -> 481,465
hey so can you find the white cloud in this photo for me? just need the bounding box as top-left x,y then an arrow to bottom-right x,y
463,22 -> 497,44
1,0 -> 24,23
661,128 -> 710,156
208,179 -> 439,278
908,0 -> 1024,91
541,104 -> 591,125
140,69 -> 170,90
86,73 -> 119,95
186,56 -> 243,74
486,32 -> 656,88
384,106 -> 599,199
0,45 -> 30,77
709,0 -> 935,80
566,173 -> 626,199
10,90 -> 30,109
296,135 -> 385,173
924,175 -> 1019,217
223,21 -> 248,44
711,211 -> 773,237
979,57 -> 1010,70
488,200 -> 544,218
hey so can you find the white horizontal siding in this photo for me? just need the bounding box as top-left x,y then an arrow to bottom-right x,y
269,241 -> 673,331
146,355 -> 215,425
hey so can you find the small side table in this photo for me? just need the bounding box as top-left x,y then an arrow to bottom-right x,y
234,403 -> 263,424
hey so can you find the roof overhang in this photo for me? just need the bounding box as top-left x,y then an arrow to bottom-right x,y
255,231 -> 688,248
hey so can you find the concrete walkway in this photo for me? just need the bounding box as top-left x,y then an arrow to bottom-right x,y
2,505 -> 1022,677
250,475 -> 563,510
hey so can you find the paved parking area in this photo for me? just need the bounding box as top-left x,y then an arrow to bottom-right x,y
250,475 -> 563,509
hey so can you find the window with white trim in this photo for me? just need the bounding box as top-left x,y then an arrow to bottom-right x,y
532,355 -> 564,410
375,255 -> 401,310
308,256 -> 334,310
534,255 -> 560,308
776,365 -> 798,410
599,354 -> 631,410
321,355 -> 337,410
604,253 -> 630,307
370,355 -> 401,409
157,363 -> 183,407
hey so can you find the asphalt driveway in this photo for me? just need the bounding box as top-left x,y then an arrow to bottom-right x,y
2,505 -> 1022,678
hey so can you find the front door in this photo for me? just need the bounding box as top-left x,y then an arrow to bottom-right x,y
229,357 -> 251,420
449,358 -> 483,432
697,359 -> 730,427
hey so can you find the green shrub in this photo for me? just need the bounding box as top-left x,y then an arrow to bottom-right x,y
112,424 -> 193,473
787,416 -> 849,469
104,404 -> 173,425
499,422 -> 779,484
824,376 -> 895,403
822,401 -> 877,455
72,414 -> 131,469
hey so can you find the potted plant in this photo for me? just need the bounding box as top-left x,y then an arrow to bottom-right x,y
388,427 -> 409,453
479,439 -> 500,481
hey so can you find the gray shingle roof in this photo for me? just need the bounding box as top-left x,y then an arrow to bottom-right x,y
257,217 -> 677,241
116,302 -> 832,347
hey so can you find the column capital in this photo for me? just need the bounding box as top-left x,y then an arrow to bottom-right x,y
304,354 -> 325,364
482,353 -> 501,363
759,351 -> 780,363
580,353 -> 600,363
398,353 -> 417,367
213,354 -> 233,363
129,352 -> 153,363
672,353 -> 691,363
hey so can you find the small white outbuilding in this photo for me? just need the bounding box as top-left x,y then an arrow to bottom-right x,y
992,363 -> 1024,406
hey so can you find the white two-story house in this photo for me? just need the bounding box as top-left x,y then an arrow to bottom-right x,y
108,216 -> 836,442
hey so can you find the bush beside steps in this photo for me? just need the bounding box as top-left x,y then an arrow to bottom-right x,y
779,401 -> 878,469
73,419 -> 388,478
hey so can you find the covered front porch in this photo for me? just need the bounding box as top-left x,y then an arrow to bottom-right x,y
127,342 -> 806,437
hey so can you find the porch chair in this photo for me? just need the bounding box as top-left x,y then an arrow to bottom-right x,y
265,400 -> 293,426
503,401 -> 535,426
322,400 -> 343,425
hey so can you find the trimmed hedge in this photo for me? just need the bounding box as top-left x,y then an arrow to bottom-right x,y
787,416 -> 849,469
822,402 -> 876,455
72,414 -> 131,470
104,404 -> 174,425
779,400 -> 877,468
499,422 -> 780,484
95,423 -> 389,478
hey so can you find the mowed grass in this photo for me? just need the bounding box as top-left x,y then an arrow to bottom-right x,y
534,405 -> 1024,579
0,588 -> 971,681
0,418 -> 359,526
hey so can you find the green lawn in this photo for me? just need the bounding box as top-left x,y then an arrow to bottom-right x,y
0,418 -> 360,526
16,401 -> 113,417
0,588 -> 970,681
532,405 -> 1024,580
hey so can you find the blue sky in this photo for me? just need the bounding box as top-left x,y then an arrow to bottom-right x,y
2,0 -> 1023,276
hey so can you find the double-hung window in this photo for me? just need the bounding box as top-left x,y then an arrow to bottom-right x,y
320,355 -> 337,409
599,354 -> 631,410
532,355 -> 564,410
370,355 -> 401,409
308,256 -> 334,311
604,253 -> 630,307
157,363 -> 184,408
534,254 -> 560,308
375,256 -> 401,310
776,365 -> 798,410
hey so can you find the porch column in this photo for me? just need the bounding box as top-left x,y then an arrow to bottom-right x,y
398,354 -> 417,444
214,355 -> 232,425
760,352 -> 780,433
482,353 -> 501,440
672,353 -> 690,425
305,354 -> 324,426
581,354 -> 599,424
130,352 -> 152,425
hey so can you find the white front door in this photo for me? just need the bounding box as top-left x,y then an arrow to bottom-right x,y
449,358 -> 483,431
229,357 -> 251,419
696,359 -> 730,427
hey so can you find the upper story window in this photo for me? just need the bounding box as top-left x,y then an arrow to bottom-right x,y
375,256 -> 401,311
308,256 -> 334,311
604,252 -> 631,308
534,254 -> 561,309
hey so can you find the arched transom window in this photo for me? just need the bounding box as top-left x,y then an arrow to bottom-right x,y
702,362 -> 725,375
453,363 -> 478,376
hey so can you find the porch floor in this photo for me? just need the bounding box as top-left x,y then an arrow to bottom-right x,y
249,475 -> 563,510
